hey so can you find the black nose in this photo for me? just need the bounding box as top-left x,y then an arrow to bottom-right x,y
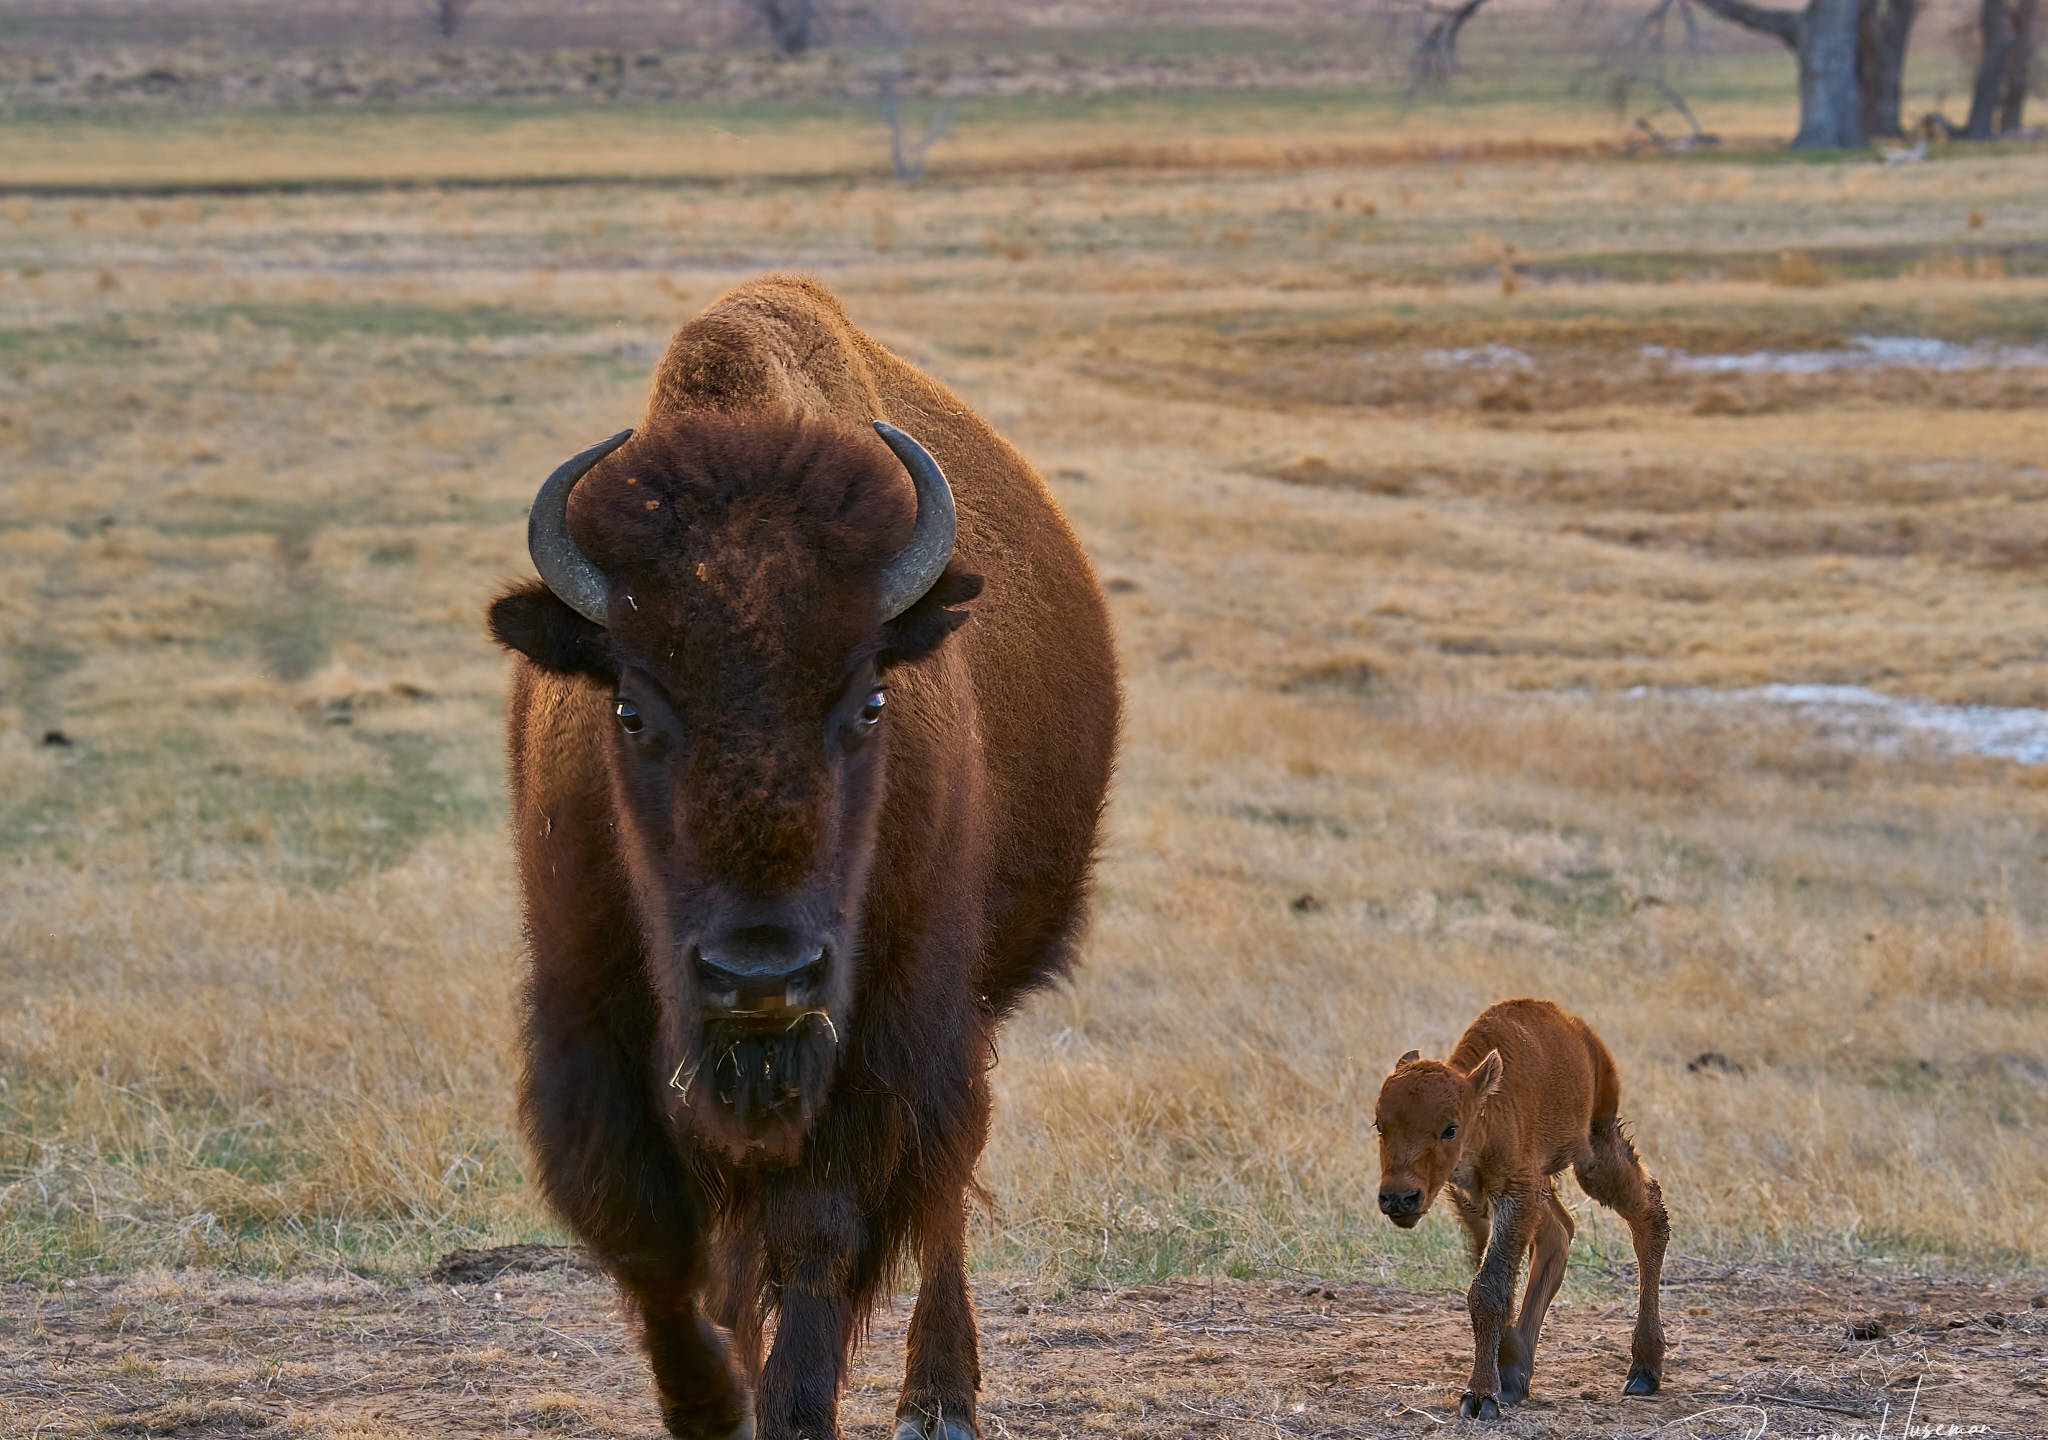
1379,1188 -> 1422,1217
694,928 -> 828,1016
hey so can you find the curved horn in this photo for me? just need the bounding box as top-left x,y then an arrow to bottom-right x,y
871,420 -> 957,622
527,429 -> 632,625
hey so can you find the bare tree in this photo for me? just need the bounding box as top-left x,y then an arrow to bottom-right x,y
1594,0 -> 1721,147
1858,0 -> 1918,137
1408,0 -> 1499,87
1966,0 -> 2041,135
426,0 -> 476,40
1689,0 -> 1867,147
877,56 -> 954,181
736,0 -> 820,56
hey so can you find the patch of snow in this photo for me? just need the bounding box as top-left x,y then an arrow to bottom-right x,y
1420,343 -> 1533,370
1641,335 -> 2048,375
1627,683 -> 2048,765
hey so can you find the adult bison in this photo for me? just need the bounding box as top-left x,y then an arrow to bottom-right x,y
485,276 -> 1118,1440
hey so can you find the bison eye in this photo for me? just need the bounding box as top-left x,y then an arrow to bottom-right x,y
614,699 -> 643,734
856,689 -> 885,730
1441,1123 -> 1458,1141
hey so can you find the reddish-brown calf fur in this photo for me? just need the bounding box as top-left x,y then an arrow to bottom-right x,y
1373,999 -> 1668,1419
487,276 -> 1119,1440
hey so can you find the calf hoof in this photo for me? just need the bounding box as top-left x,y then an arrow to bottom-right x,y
1458,1392 -> 1501,1421
1497,1364 -> 1530,1407
1623,1365 -> 1660,1397
894,1415 -> 975,1440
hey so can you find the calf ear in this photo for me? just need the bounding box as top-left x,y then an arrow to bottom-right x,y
880,568 -> 983,668
1468,1049 -> 1505,1100
487,583 -> 615,682
1396,1048 -> 1422,1067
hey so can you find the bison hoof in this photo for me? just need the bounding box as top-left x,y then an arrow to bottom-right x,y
1458,1392 -> 1500,1421
894,1418 -> 975,1440
1497,1365 -> 1530,1406
663,1401 -> 753,1440
1624,1365 -> 1661,1397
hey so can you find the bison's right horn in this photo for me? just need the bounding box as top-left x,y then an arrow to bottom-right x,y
528,429 -> 632,625
871,421 -> 957,622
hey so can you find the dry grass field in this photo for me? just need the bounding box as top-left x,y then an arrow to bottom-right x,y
3,54 -> 2048,1437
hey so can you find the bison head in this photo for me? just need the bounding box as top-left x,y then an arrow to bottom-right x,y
489,412 -> 980,1161
1372,1047 -> 1503,1227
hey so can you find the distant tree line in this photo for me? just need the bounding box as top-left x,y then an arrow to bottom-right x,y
423,1 -> 943,177
424,0 -> 827,56
427,0 -> 2032,152
1397,0 -> 2040,148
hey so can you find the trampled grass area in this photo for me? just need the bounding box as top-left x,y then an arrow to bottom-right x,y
1,81 -> 2046,1291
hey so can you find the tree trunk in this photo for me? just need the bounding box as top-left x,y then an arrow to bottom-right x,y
1692,0 -> 1867,148
431,0 -> 470,39
1969,0 -> 2019,136
1998,0 -> 2039,132
757,0 -> 816,57
1857,0 -> 1917,138
1793,0 -> 1867,146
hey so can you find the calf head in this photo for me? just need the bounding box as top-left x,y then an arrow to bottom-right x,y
489,411 -> 980,1162
1372,1047 -> 1503,1228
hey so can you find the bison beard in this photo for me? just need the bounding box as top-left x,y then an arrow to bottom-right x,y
489,276 -> 1118,1440
677,1013 -> 837,1153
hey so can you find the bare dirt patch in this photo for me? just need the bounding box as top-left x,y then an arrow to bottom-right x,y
3,1260 -> 2043,1439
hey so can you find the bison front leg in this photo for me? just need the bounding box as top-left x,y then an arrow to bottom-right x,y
895,1189 -> 980,1440
523,1040 -> 747,1439
757,1188 -> 859,1440
1461,1182 -> 1538,1421
630,1264 -> 757,1440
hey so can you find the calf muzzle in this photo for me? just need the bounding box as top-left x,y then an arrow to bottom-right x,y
1378,1187 -> 1424,1225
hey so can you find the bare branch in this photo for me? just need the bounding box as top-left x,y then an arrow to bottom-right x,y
1688,0 -> 1802,47
877,57 -> 954,181
1411,0 -> 1499,87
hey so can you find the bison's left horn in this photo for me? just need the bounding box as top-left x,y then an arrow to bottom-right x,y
871,420 -> 957,622
528,429 -> 633,625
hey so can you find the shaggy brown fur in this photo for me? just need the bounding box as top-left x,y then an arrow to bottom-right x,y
1373,999 -> 1669,1419
486,276 -> 1120,1440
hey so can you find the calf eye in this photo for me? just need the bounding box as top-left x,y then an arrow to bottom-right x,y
856,689 -> 886,730
1441,1123 -> 1458,1141
614,699 -> 643,734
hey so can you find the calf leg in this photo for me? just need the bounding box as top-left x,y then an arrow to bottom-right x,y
1461,1180 -> 1539,1421
1448,1183 -> 1491,1269
1498,1188 -> 1575,1406
894,1189 -> 981,1440
1573,1124 -> 1669,1397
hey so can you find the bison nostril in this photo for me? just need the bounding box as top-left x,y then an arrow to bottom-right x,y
695,941 -> 829,1014
1379,1189 -> 1422,1216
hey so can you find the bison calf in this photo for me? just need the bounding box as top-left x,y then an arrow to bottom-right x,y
1373,999 -> 1668,1419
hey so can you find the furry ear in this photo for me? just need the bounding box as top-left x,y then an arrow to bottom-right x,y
879,568 -> 983,668
1396,1049 -> 1422,1067
487,583 -> 615,682
1467,1049 -> 1505,1100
